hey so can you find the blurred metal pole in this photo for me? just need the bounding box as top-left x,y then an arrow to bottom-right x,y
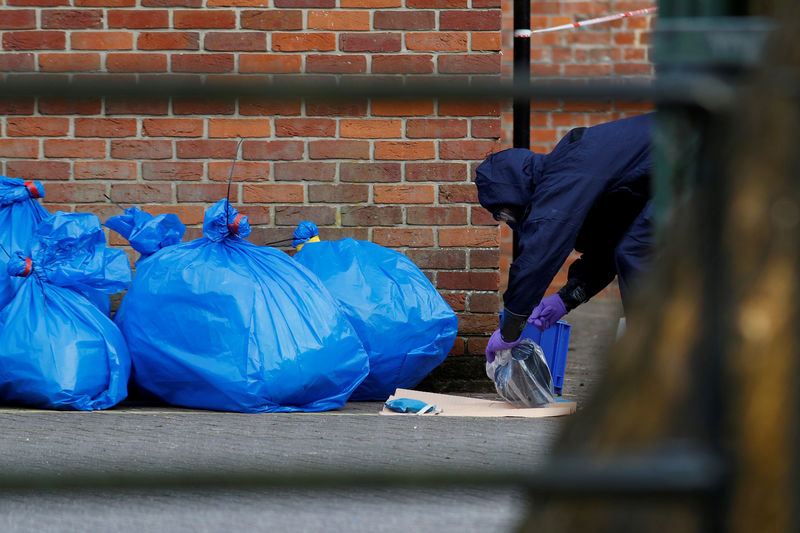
511,0 -> 530,260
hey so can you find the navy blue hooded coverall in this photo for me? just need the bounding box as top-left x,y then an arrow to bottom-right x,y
475,113 -> 654,338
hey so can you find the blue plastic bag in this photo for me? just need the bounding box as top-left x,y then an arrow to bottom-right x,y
0,176 -> 112,315
0,212 -> 132,410
105,206 -> 185,263
292,222 -> 458,401
113,199 -> 370,413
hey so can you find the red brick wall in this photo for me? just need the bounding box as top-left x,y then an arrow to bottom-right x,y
0,0 -> 654,382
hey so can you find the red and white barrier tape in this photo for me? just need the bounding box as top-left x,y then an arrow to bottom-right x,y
515,7 -> 658,38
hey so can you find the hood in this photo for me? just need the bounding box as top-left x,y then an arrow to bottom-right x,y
474,148 -> 543,213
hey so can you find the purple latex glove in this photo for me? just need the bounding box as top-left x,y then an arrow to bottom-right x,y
485,329 -> 521,363
528,294 -> 567,332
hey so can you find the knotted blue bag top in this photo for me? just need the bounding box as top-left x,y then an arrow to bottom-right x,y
105,206 -> 186,261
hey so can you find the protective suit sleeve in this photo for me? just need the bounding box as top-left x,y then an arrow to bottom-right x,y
556,247 -> 618,311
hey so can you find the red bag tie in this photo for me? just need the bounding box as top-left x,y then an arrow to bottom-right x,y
227,213 -> 245,235
22,257 -> 32,277
24,181 -> 41,198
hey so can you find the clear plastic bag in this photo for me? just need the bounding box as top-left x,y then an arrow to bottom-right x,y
486,339 -> 555,408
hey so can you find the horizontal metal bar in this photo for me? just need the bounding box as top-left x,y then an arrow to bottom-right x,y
0,452 -> 725,498
0,74 -> 737,111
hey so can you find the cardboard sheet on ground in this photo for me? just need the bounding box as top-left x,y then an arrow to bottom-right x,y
380,389 -> 576,418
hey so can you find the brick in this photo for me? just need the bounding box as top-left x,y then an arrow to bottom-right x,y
39,97 -> 101,115
407,206 -> 467,225
306,100 -> 368,117
274,118 -> 335,138
106,98 -> 169,115
274,162 -> 334,182
76,0 -> 135,5
316,227 -> 368,241
340,33 -> 401,53
174,10 -> 235,28
208,118 -> 270,138
44,183 -> 106,203
172,53 -> 234,73
108,10 -> 169,28
72,31 -> 133,50
438,271 -> 498,291
239,54 -> 302,73
469,292 -> 500,313
406,162 -> 467,182
440,10 -> 500,31
308,184 -> 368,203
44,139 -> 105,158
172,99 -> 235,116
372,99 -> 434,117
73,118 -> 135,138
471,118 -> 501,138
110,140 -> 171,160
341,0 -> 399,6
143,0 -> 201,6
242,183 -> 303,204
208,161 -> 270,181
455,312 -> 499,334
438,54 -> 500,74
470,248 -> 499,268
340,205 -> 402,226
308,10 -> 370,31
374,184 -> 434,204
0,53 -> 35,71
6,160 -> 70,181
235,205 -> 270,224
307,54 -> 366,74
138,32 -> 199,50
106,53 -> 167,72
142,161 -> 203,181
374,141 -> 435,160
340,162 -> 400,183
407,0 -> 464,6
206,0 -> 269,5
6,117 -> 67,137
406,119 -> 467,139
405,249 -> 466,269
175,139 -> 237,159
614,63 -> 653,76
438,99 -> 501,116
439,226 -> 498,247
177,184 -> 238,203
444,294 -> 467,313
275,0 -> 334,6
0,10 -> 36,29
440,139 -> 499,160
241,10 -> 303,31
439,183 -> 477,203
309,140 -> 369,160
242,140 -> 304,160
274,206 -> 335,226
205,32 -> 266,52
272,33 -> 335,52
74,161 -> 137,180
372,55 -> 433,74
143,204 -> 205,225
340,119 -> 401,139
471,206 -> 496,226
3,31 -> 65,50
111,183 -> 172,203
0,98 -> 35,115
39,53 -> 100,72
372,228 -> 433,248
406,33 -> 467,52
373,11 -> 434,30
41,9 -> 103,29
240,99 -> 302,116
